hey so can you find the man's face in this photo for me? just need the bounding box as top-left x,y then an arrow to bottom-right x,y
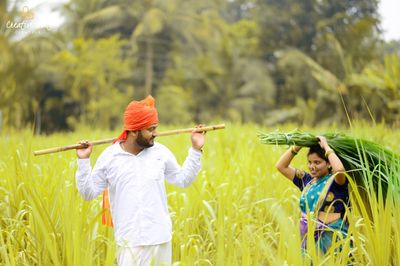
136,124 -> 158,148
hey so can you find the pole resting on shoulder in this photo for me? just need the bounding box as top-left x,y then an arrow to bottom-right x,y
33,124 -> 225,156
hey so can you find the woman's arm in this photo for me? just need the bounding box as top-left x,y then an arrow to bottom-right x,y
275,146 -> 302,181
317,136 -> 346,185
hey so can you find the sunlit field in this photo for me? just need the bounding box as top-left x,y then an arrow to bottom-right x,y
1,123 -> 399,265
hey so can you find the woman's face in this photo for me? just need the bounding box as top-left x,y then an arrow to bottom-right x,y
307,153 -> 330,178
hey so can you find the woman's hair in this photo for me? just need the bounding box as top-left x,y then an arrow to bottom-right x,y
307,145 -> 328,162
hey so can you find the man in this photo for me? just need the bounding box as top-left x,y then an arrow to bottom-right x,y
75,95 -> 206,265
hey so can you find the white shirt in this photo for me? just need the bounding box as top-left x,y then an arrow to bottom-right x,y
75,142 -> 202,247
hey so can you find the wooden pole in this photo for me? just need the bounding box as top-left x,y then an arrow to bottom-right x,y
33,124 -> 225,156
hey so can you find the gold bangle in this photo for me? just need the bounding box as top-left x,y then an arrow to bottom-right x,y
325,149 -> 334,158
291,146 -> 298,155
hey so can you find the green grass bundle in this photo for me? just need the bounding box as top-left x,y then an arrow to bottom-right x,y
258,131 -> 400,199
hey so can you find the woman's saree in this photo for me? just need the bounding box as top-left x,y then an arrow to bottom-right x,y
299,174 -> 348,253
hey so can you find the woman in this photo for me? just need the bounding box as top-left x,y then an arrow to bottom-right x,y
275,136 -> 349,254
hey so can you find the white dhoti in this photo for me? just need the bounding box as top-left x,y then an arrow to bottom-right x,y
117,241 -> 172,266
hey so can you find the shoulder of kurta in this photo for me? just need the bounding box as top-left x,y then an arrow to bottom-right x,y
95,143 -> 119,164
153,142 -> 172,154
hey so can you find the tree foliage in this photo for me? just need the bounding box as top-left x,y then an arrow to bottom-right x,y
51,35 -> 132,130
1,0 -> 399,132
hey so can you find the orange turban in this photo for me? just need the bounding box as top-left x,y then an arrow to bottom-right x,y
114,95 -> 159,141
103,95 -> 158,227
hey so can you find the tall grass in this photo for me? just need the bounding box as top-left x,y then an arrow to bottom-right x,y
0,123 -> 399,265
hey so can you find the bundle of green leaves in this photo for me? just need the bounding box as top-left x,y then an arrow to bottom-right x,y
259,131 -> 400,198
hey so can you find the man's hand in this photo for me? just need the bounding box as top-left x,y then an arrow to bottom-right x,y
191,124 -> 206,151
76,140 -> 93,159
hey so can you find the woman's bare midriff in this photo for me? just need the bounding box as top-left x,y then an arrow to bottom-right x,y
318,211 -> 341,224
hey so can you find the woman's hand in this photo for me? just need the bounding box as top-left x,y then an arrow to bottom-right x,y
317,135 -> 346,185
317,136 -> 330,151
292,145 -> 302,154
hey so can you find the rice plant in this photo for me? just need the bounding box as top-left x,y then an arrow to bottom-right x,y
0,124 -> 399,265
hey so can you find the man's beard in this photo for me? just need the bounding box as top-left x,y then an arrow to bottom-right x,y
136,131 -> 154,148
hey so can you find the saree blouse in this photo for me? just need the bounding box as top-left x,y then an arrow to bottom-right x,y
293,170 -> 349,218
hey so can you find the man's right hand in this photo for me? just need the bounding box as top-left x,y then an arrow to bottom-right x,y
76,140 -> 93,159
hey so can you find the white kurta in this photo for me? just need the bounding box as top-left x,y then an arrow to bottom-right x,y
75,142 -> 202,247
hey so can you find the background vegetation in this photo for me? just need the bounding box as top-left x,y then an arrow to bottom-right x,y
1,0 -> 400,133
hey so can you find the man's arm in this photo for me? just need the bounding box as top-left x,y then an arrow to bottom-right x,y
75,141 -> 108,200
164,127 -> 205,187
164,147 -> 202,188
